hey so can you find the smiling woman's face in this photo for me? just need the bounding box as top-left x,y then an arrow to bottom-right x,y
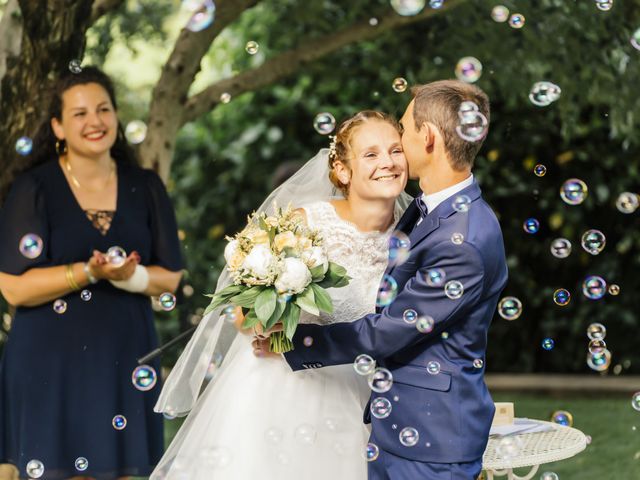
340,119 -> 408,202
51,82 -> 118,158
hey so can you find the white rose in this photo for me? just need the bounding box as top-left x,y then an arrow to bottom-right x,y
275,257 -> 312,294
242,244 -> 275,279
302,246 -> 329,274
224,240 -> 239,263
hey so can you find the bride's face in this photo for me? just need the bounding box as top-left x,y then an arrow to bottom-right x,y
345,120 -> 408,201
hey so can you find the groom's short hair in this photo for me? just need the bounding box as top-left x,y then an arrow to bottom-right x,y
411,80 -> 490,171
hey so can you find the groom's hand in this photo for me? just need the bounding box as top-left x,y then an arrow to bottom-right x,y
251,337 -> 281,359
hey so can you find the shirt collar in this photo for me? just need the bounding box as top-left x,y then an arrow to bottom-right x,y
421,174 -> 474,214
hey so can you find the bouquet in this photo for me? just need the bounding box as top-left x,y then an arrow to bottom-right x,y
205,204 -> 351,353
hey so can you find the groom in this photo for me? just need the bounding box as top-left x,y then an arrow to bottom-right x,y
259,80 -> 507,479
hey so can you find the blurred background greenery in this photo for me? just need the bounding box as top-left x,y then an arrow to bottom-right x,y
0,0 -> 639,381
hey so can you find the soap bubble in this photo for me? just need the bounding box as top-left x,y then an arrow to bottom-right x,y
588,339 -> 607,354
303,336 -> 313,347
496,435 -> 524,460
491,5 -> 509,22
245,41 -> 259,55
125,120 -> 148,144
354,354 -> 376,375
560,178 -> 588,205
19,234 -> 43,259
615,192 -> 639,214
368,368 -> 393,393
452,194 -> 472,212
497,296 -> 522,320
106,246 -> 127,266
365,443 -> 380,461
587,349 -> 611,372
376,275 -> 398,307
53,299 -> 67,314
582,276 -> 607,300
184,0 -> 216,32
508,13 -> 525,29
220,92 -> 231,104
455,100 -> 488,141
427,360 -> 441,375
313,112 -> 336,135
370,397 -> 393,419
551,410 -> 573,427
444,280 -> 464,299
540,473 -> 559,480
392,77 -> 408,93
595,0 -> 613,12
455,57 -> 482,83
388,231 -> 411,267
131,365 -> 158,391
451,232 -> 464,245
403,309 -> 418,324
399,427 -> 419,446
550,238 -> 572,258
631,28 -> 640,50
294,424 -> 317,445
80,289 -> 92,301
587,322 -> 606,341
68,59 -> 83,74
112,414 -> 127,430
534,164 -> 547,177
473,358 -> 484,369
390,0 -> 426,16
581,230 -> 606,255
529,82 -> 561,107
15,136 -> 33,155
425,268 -> 446,287
542,338 -> 555,351
74,457 -> 89,472
523,218 -> 540,234
416,315 -> 435,334
26,460 -> 44,478
429,0 -> 443,8
553,289 -> 571,306
608,284 -> 620,296
631,392 -> 640,411
159,292 -> 177,311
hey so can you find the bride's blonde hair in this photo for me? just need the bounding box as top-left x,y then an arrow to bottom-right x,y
328,110 -> 401,197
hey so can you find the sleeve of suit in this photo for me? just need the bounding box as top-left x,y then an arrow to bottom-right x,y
283,241 -> 486,371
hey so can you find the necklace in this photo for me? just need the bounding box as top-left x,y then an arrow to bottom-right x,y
64,157 -> 115,192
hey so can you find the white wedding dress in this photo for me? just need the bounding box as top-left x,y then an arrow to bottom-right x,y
151,201 -> 400,480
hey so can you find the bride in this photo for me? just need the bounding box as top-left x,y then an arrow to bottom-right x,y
152,110 -> 410,479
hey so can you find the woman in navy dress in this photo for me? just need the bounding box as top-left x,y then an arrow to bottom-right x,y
0,67 -> 183,479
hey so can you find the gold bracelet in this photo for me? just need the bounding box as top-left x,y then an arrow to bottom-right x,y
65,264 -> 80,291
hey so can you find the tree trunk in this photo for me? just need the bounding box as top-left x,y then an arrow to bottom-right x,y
0,0 -> 94,202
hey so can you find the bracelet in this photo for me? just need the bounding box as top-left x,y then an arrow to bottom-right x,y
65,264 -> 81,291
84,262 -> 98,284
109,264 -> 150,293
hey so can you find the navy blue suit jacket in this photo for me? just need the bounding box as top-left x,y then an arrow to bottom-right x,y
284,181 -> 508,464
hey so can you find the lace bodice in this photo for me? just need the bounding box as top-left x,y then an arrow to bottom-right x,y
299,201 -> 401,325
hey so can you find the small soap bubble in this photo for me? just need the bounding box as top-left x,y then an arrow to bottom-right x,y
80,289 -> 92,301
581,230 -> 606,255
68,59 -> 83,74
159,292 -> 177,311
595,0 -> 613,12
26,459 -> 44,478
354,354 -> 376,375
303,336 -> 313,347
582,276 -> 607,300
365,443 -> 380,461
368,368 -> 394,393
74,457 -> 89,472
452,194 -> 471,212
390,0 -> 426,16
245,41 -> 259,55
264,426 -> 284,444
444,280 -> 464,299
529,82 -> 562,107
455,100 -> 488,141
369,17 -> 379,26
589,339 -> 607,354
392,77 -> 408,93
451,232 -> 464,245
631,28 -> 640,50
491,5 -> 509,23
498,296 -> 523,320
426,361 -> 441,375
553,289 -> 571,306
542,338 -> 555,350
587,322 -> 606,341
429,0 -> 443,8
441,331 -> 449,339
313,112 -> 336,135
370,397 -> 393,419
560,179 -> 588,205
425,268 -> 446,287
416,315 -> 435,334
508,13 -> 525,29
125,120 -> 148,144
112,414 -> 127,430
534,164 -> 547,177
220,92 -> 231,104
540,473 -> 559,480
473,358 -> 484,369
550,238 -> 572,258
403,309 -> 418,324
551,410 -> 573,427
131,365 -> 157,391
388,231 -> 411,267
399,427 -> 419,447
608,284 -> 620,296
615,192 -> 639,214
587,349 -> 611,372
523,218 -> 540,234
15,136 -> 33,156
496,435 -> 524,459
294,424 -> 317,445
376,275 -> 398,307
631,392 -> 640,411
106,246 -> 127,266
53,299 -> 67,314
184,0 -> 216,32
455,57 -> 483,83
19,234 -> 43,259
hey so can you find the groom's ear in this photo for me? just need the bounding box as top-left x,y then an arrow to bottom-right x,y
420,122 -> 436,152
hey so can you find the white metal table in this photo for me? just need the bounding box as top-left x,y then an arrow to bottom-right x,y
482,420 -> 588,480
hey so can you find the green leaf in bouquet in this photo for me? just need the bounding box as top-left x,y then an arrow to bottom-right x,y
333,275 -> 351,288
265,297 -> 287,330
309,264 -> 326,282
230,286 -> 266,308
295,287 -> 319,316
310,283 -> 333,314
242,309 -> 260,329
258,216 -> 269,232
327,262 -> 348,278
204,284 -> 246,313
317,262 -> 351,289
255,288 -> 278,323
282,301 -> 301,341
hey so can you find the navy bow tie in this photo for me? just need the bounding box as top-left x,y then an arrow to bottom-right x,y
415,197 -> 429,218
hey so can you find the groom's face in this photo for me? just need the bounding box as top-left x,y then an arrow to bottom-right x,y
399,100 -> 425,180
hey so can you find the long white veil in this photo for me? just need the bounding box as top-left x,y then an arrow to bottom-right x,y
155,148 -> 412,416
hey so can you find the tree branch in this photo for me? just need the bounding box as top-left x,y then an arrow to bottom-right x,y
90,0 -> 126,24
182,0 -> 468,124
0,0 -> 22,93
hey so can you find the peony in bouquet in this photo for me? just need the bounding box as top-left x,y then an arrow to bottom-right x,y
205,204 -> 351,353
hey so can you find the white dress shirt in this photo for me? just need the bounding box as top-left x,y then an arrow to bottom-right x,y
421,174 -> 475,214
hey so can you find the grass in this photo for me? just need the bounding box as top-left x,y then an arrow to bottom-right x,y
134,393 -> 640,480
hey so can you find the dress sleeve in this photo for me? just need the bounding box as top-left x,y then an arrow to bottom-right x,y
0,172 -> 51,275
144,170 -> 184,271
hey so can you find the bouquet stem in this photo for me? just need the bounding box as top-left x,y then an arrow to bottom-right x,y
269,332 -> 294,353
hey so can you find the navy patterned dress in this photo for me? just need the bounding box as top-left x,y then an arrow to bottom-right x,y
0,159 -> 183,479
